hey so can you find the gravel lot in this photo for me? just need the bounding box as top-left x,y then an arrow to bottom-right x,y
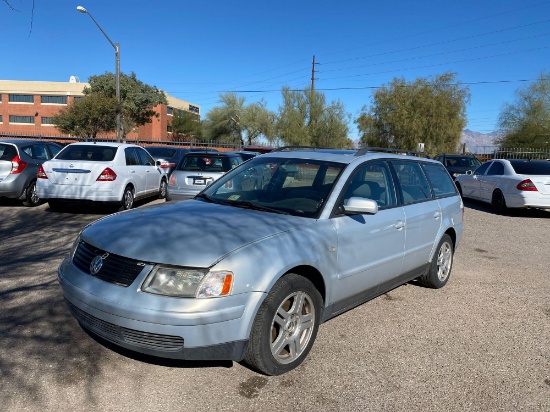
0,197 -> 549,411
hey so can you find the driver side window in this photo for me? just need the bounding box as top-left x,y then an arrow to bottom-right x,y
343,161 -> 396,209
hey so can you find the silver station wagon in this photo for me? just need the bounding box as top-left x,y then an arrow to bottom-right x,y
58,148 -> 464,375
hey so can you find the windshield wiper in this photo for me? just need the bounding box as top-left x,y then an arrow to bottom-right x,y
229,200 -> 289,215
195,193 -> 218,204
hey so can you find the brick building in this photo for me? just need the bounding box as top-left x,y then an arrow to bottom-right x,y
0,77 -> 200,141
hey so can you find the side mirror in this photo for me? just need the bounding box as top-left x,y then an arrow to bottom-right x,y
156,160 -> 161,167
343,197 -> 379,215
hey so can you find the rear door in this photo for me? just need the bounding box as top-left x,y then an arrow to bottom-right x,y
124,148 -> 147,196
390,160 -> 441,273
136,147 -> 161,193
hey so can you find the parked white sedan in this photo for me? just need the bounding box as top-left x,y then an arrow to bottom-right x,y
455,159 -> 550,213
37,142 -> 167,211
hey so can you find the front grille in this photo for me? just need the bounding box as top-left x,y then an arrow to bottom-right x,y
73,241 -> 145,287
67,301 -> 184,352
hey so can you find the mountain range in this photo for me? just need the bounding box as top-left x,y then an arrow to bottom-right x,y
460,129 -> 503,153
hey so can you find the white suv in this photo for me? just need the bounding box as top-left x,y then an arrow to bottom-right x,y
37,142 -> 167,211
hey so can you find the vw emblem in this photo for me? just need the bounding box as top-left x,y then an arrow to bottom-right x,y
90,255 -> 104,275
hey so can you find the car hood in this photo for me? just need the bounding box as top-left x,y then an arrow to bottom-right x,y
81,200 -> 314,267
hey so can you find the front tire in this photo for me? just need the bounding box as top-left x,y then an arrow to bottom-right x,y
119,186 -> 134,211
417,234 -> 454,289
245,273 -> 322,376
22,180 -> 40,207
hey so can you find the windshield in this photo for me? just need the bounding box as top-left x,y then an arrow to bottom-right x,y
146,147 -> 182,158
447,156 -> 481,168
201,156 -> 346,218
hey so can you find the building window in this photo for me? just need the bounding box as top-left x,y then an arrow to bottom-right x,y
0,115 -> 2,123
41,117 -> 55,125
9,94 -> 34,103
41,95 -> 67,104
73,96 -> 84,102
167,107 -> 173,115
9,115 -> 34,124
167,124 -> 173,133
189,105 -> 200,114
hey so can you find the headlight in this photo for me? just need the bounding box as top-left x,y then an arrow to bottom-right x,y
142,265 -> 233,298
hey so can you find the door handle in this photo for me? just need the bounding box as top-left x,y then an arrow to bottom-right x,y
395,220 -> 405,230
434,211 -> 441,219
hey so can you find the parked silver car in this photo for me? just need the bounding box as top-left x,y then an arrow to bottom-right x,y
167,151 -> 243,201
58,149 -> 463,375
0,139 -> 62,206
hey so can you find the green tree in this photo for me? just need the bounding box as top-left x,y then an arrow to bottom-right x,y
202,93 -> 276,145
356,72 -> 470,154
170,110 -> 202,142
52,94 -> 117,139
84,72 -> 168,139
275,87 -> 352,148
497,73 -> 550,148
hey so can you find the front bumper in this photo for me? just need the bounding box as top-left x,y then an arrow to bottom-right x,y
58,257 -> 264,361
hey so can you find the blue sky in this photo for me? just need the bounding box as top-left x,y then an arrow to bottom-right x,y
1,0 -> 549,140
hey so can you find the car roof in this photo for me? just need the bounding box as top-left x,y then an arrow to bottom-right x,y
260,149 -> 439,165
0,139 -> 62,146
183,151 -> 238,157
64,142 -> 142,148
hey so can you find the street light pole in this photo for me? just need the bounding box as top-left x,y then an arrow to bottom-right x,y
77,6 -> 121,143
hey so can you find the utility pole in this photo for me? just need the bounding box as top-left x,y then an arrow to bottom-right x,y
311,55 -> 319,91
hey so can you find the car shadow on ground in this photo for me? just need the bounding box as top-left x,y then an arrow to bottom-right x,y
462,198 -> 550,218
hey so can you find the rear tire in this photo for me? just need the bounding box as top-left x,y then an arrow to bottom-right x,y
417,234 -> 454,289
119,187 -> 134,211
491,190 -> 507,214
22,180 -> 40,207
159,179 -> 167,199
245,273 -> 322,376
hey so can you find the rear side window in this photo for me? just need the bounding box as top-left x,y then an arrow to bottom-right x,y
486,162 -> 505,176
422,163 -> 457,198
391,160 -> 432,205
22,144 -> 49,160
125,148 -> 140,166
57,145 -> 117,161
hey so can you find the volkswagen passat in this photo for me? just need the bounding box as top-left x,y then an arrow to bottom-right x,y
37,142 -> 167,211
58,148 -> 464,375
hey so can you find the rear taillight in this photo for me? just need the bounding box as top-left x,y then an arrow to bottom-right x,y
10,155 -> 28,174
169,174 -> 176,185
97,168 -> 117,181
159,162 -> 175,169
516,179 -> 538,191
37,165 -> 48,179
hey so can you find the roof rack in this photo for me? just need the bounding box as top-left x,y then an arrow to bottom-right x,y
355,147 -> 430,158
272,145 -> 332,152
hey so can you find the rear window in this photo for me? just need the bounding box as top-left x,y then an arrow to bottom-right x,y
178,155 -> 230,172
146,147 -> 180,158
509,160 -> 550,175
56,145 -> 117,161
0,144 -> 18,161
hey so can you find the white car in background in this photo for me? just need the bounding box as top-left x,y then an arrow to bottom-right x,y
37,142 -> 167,211
455,159 -> 550,213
